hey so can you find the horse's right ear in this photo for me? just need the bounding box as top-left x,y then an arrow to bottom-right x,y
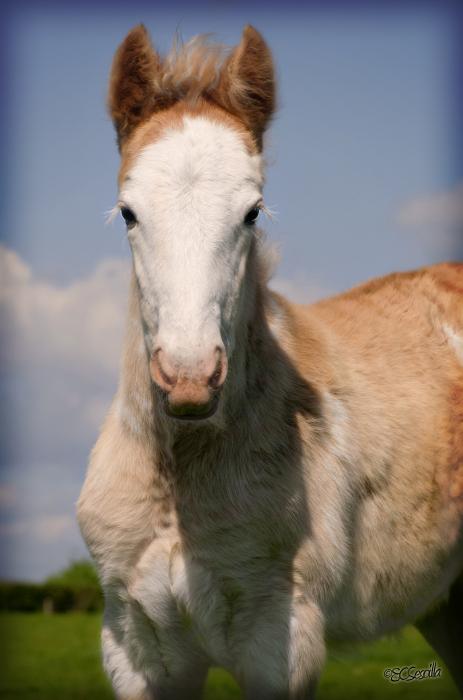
108,25 -> 164,149
218,26 -> 275,150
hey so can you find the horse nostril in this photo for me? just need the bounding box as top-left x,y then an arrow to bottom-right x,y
158,364 -> 176,388
208,366 -> 221,389
150,349 -> 178,391
208,347 -> 228,389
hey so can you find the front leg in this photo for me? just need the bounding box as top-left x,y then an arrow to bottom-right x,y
102,619 -> 151,700
236,591 -> 326,699
102,591 -> 209,700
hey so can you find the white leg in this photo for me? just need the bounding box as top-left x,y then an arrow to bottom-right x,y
102,595 -> 208,700
102,622 -> 152,700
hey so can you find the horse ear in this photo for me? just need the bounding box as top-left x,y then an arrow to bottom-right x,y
108,25 -> 164,149
220,25 -> 275,149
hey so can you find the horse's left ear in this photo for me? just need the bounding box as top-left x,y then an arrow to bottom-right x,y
108,25 -> 167,149
220,26 -> 275,149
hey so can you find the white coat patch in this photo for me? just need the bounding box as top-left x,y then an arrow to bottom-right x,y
443,323 -> 463,365
118,116 -> 264,368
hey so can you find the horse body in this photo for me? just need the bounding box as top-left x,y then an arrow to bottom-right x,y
78,23 -> 463,699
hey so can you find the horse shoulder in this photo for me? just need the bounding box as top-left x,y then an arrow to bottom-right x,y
77,403 -> 171,581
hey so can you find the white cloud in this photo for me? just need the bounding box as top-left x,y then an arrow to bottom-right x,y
0,462 -> 88,580
0,248 -> 131,579
270,276 -> 328,304
0,520 -> 28,537
398,182 -> 463,247
0,245 -> 130,378
0,514 -> 73,541
0,246 -> 130,450
35,515 -> 75,540
0,484 -> 17,508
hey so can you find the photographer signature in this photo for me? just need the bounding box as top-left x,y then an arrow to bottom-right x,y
383,661 -> 442,682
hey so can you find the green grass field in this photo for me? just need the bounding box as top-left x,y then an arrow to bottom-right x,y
0,613 -> 459,699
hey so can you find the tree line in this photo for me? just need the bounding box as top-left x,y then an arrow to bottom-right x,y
0,560 -> 103,613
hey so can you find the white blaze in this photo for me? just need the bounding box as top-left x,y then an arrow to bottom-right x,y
120,116 -> 263,369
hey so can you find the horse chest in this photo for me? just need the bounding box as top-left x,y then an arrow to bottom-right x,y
127,494 -> 302,667
126,536 -> 264,666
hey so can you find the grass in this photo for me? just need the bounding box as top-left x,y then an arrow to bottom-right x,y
0,613 -> 459,699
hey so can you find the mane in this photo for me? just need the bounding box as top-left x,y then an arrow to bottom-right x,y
155,34 -> 231,104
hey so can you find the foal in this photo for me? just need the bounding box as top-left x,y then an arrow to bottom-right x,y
78,24 -> 463,699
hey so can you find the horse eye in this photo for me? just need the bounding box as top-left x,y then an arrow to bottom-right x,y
121,207 -> 137,228
244,207 -> 260,226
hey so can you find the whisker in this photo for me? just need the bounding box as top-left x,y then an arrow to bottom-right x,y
260,203 -> 278,222
105,205 -> 121,225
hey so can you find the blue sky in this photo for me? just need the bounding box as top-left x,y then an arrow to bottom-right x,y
1,2 -> 462,580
